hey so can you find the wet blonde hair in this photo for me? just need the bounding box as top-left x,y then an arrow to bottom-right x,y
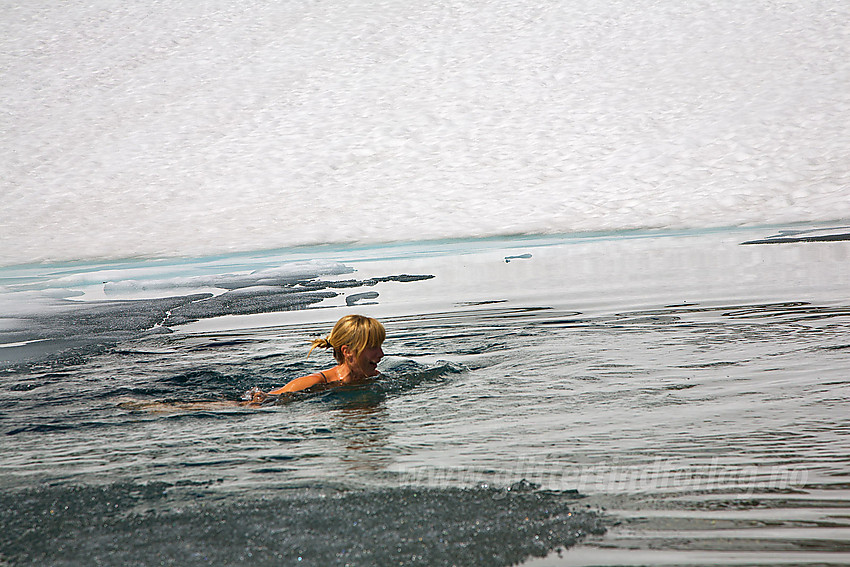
308,314 -> 385,363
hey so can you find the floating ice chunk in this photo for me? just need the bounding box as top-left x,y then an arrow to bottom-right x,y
346,291 -> 379,306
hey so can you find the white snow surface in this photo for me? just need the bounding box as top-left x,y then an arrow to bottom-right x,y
1,0 -> 848,265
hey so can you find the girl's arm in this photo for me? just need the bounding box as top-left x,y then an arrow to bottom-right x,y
268,372 -> 325,395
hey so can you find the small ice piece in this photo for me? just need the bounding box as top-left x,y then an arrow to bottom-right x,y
346,291 -> 379,306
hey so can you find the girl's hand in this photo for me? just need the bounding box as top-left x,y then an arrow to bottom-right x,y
242,387 -> 268,405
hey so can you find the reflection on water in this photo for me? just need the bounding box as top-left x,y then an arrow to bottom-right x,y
334,403 -> 394,473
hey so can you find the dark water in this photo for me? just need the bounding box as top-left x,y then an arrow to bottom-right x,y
2,227 -> 849,565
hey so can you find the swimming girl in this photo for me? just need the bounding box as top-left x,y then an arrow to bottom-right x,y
245,314 -> 385,404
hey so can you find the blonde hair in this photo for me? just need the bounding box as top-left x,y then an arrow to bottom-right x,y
308,314 -> 385,363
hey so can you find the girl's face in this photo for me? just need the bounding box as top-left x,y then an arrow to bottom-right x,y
350,345 -> 384,378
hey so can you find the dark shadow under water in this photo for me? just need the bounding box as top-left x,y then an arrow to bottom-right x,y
0,481 -> 603,567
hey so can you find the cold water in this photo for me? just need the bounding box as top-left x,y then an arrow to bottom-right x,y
1,227 -> 849,565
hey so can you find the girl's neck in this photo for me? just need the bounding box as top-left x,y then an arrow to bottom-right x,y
331,364 -> 366,384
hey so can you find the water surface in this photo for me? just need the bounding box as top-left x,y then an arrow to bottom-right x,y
2,227 -> 849,565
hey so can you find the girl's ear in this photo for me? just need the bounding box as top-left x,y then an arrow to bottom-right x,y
340,344 -> 354,362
